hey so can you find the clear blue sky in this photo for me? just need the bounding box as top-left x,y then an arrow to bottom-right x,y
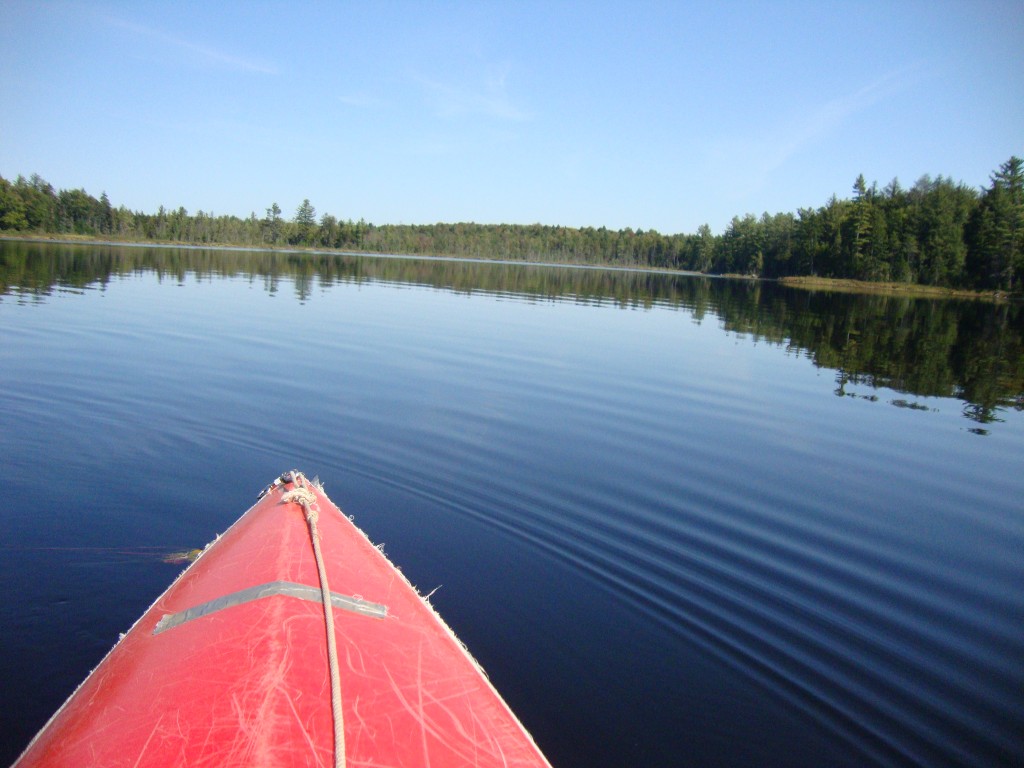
1,1 -> 1021,235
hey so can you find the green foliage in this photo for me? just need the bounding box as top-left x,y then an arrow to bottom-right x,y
1,157 -> 1022,292
0,177 -> 28,230
967,156 -> 1024,291
292,199 -> 316,245
263,203 -> 283,245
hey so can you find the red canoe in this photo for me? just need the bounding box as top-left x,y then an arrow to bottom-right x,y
14,472 -> 553,767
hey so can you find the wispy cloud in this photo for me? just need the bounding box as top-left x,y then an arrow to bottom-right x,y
767,66 -> 923,173
707,64 -> 926,199
411,62 -> 531,122
337,92 -> 387,110
107,17 -> 277,75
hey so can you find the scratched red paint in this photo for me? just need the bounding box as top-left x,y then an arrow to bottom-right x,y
14,476 -> 552,767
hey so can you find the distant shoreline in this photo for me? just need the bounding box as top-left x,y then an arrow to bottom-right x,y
775,275 -> 1006,301
1,233 -> 1009,302
0,233 -> 701,278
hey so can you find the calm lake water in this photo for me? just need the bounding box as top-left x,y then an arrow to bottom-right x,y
1,240 -> 1022,767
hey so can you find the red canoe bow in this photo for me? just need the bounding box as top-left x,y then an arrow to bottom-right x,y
14,472 -> 553,768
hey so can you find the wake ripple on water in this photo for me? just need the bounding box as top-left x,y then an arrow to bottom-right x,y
339,363 -> 1024,768
191,289 -> 1024,767
4,249 -> 1024,768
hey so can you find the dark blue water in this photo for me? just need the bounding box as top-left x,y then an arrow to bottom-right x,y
1,242 -> 1022,766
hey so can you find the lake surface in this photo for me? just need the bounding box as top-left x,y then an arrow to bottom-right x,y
1,240 -> 1022,767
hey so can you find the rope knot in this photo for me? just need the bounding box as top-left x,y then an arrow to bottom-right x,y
282,487 -> 317,507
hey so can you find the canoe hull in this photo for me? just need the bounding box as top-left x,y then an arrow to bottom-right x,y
15,473 -> 551,767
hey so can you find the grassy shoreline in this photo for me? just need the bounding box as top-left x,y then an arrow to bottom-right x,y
775,275 -> 1007,301
2,233 -> 1011,301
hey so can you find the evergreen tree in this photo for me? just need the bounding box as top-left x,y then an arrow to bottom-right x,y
264,202 -> 283,244
695,223 -> 716,273
968,157 -> 1024,290
295,199 -> 317,245
849,174 -> 874,278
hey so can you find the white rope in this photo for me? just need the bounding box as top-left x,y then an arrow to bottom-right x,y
283,473 -> 346,768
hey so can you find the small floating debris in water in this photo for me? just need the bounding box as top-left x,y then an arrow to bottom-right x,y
161,549 -> 203,565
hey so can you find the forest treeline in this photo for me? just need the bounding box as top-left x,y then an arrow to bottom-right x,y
1,156 -> 1021,291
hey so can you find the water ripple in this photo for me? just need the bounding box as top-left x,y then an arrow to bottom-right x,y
3,264 -> 1021,767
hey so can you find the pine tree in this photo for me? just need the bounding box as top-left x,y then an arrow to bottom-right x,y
850,174 -> 874,278
968,157 -> 1023,290
295,199 -> 317,245
264,203 -> 283,244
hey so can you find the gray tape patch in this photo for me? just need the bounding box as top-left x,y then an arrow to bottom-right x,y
153,581 -> 388,635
